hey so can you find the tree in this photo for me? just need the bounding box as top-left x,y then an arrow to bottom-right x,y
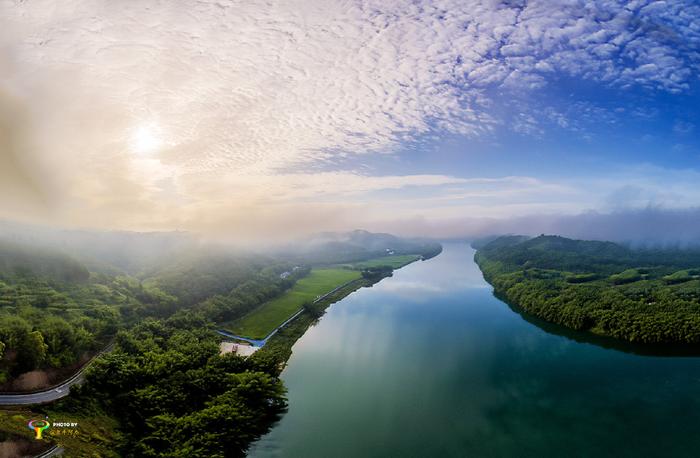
14,330 -> 49,372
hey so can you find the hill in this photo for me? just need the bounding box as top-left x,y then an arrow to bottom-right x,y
0,219 -> 195,275
0,240 -> 89,283
283,229 -> 442,264
475,235 -> 700,344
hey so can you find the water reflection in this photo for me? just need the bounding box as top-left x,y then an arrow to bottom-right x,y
250,243 -> 700,458
500,293 -> 700,357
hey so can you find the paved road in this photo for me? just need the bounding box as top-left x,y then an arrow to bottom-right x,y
35,445 -> 64,457
0,343 -> 114,406
0,371 -> 84,405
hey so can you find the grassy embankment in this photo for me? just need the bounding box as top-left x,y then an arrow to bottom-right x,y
253,277 -> 377,364
228,268 -> 362,339
246,255 -> 426,363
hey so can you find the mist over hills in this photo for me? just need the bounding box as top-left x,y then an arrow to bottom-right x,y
477,234 -> 700,274
0,219 -> 196,275
6,206 -> 700,285
0,220 -> 441,282
451,208 -> 700,248
283,229 -> 442,264
0,239 -> 89,283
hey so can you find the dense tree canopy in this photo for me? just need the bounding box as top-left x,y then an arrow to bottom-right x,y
0,241 -> 297,383
475,235 -> 700,344
79,317 -> 286,457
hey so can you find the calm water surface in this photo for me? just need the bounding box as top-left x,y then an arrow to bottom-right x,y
249,243 -> 700,458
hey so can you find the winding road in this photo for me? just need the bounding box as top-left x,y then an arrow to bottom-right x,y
34,445 -> 65,458
0,342 -> 114,406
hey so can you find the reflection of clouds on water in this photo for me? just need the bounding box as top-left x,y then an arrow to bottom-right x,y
509,329 -> 573,361
379,280 -> 443,293
373,243 -> 492,297
255,242 -> 700,458
378,279 -> 489,302
303,306 -> 395,362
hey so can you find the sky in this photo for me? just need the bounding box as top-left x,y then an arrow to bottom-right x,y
1,0 -> 699,240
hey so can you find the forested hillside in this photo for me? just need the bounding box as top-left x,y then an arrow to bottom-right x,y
0,240 -> 89,283
0,238 -> 301,455
0,241 -> 123,388
139,250 -> 269,308
475,235 -> 700,344
0,240 -> 298,390
0,227 -> 437,455
282,230 -> 442,264
75,315 -> 286,457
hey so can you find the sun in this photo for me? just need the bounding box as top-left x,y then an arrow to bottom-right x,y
130,124 -> 163,155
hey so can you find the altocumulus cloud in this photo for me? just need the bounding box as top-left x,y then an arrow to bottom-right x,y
1,0 -> 698,235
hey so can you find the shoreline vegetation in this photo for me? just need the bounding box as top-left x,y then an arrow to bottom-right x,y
0,230 -> 441,456
224,253 -> 429,364
226,268 -> 363,340
253,276 -> 378,366
221,254 -> 424,344
474,235 -> 700,345
255,251 -> 439,367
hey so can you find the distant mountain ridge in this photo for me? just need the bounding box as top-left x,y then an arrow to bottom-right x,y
0,239 -> 89,283
0,221 -> 442,285
287,229 -> 442,264
476,234 -> 700,275
0,219 -> 196,275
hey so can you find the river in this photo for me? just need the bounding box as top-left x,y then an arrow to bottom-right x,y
249,243 -> 700,457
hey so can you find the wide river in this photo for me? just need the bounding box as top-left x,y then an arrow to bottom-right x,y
250,243 -> 700,457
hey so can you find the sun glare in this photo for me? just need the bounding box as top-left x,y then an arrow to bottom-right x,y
130,124 -> 163,155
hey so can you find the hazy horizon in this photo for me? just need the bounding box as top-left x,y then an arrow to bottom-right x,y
5,205 -> 700,249
1,1 -> 699,241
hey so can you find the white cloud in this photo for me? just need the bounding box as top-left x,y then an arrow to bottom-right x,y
674,120 -> 695,134
0,0 -> 698,233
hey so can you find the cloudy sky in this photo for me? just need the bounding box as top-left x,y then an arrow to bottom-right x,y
1,0 -> 699,239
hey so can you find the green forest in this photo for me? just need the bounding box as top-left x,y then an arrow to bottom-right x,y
0,231 -> 439,456
475,235 -> 700,344
0,240 -> 297,390
72,315 -> 287,457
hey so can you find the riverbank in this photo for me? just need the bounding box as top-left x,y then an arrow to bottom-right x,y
224,268 -> 363,340
474,235 -> 700,345
251,254 -> 435,368
249,243 -> 700,458
220,256 -> 427,362
217,275 -> 364,349
251,276 -> 384,369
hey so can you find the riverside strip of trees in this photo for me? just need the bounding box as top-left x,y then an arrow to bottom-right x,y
475,235 -> 700,344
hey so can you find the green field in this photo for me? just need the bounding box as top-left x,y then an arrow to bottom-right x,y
349,254 -> 420,270
229,268 -> 362,339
